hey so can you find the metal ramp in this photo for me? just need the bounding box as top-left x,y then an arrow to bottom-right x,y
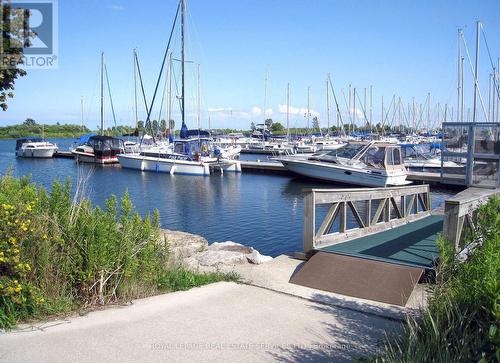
290,252 -> 424,306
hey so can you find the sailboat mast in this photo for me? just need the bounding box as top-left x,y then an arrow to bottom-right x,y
307,86 -> 311,133
133,50 -> 138,129
263,67 -> 268,143
326,75 -> 330,135
197,64 -> 201,130
457,29 -> 462,122
181,0 -> 185,126
167,50 -> 173,133
286,82 -> 290,141
472,21 -> 480,123
81,96 -> 84,132
100,51 -> 104,135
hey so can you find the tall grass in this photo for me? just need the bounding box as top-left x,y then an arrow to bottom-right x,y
0,173 -> 237,329
372,196 -> 500,363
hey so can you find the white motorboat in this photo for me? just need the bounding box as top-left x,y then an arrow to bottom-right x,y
400,143 -> 461,171
277,141 -> 410,187
118,137 -> 241,175
15,137 -> 58,158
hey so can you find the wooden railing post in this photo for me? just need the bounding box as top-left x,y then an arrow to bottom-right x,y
303,191 -> 315,254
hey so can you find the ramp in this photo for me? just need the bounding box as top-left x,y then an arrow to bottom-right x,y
290,252 -> 424,306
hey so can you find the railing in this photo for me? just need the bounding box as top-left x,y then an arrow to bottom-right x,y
303,185 -> 431,255
443,187 -> 500,251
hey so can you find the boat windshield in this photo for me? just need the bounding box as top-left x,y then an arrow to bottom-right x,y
327,143 -> 364,159
360,145 -> 386,168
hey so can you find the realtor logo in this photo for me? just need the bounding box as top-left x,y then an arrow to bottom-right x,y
1,0 -> 58,69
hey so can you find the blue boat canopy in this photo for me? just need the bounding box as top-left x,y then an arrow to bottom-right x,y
78,133 -> 97,144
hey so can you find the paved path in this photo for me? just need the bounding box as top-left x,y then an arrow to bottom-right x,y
0,282 -> 398,362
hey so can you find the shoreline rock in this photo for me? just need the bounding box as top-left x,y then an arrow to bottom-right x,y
159,229 -> 273,272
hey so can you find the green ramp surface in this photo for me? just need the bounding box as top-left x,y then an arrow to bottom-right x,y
318,214 -> 443,269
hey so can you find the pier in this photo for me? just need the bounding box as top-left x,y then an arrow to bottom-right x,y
290,185 -> 500,306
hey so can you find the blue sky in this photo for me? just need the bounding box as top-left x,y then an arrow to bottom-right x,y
2,0 -> 500,130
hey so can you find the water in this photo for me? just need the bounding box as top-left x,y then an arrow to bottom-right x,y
0,138 -> 455,257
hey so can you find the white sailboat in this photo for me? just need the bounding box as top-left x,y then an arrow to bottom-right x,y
117,0 -> 241,176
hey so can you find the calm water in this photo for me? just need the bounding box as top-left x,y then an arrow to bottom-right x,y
0,138 -> 454,257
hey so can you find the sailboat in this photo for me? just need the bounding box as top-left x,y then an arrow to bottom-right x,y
117,0 -> 241,175
72,53 -> 124,164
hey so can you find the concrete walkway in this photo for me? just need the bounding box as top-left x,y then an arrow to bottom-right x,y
0,282 -> 399,362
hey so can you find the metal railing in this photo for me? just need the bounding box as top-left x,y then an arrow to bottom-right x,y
303,185 -> 431,254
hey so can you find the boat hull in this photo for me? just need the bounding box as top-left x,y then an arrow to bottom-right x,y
72,151 -> 119,164
118,154 -> 210,175
280,159 -> 408,187
16,147 -> 56,158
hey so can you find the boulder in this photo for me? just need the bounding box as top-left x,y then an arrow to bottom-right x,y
159,229 -> 208,262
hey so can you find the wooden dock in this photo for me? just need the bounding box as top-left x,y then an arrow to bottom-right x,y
54,150 -> 74,159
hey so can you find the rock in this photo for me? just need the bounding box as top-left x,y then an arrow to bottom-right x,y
159,229 -> 208,262
246,249 -> 273,265
159,232 -> 273,271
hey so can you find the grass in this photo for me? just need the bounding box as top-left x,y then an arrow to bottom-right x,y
0,173 -> 239,329
368,196 -> 500,363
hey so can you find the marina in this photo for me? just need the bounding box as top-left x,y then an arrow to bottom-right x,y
1,0 -> 500,361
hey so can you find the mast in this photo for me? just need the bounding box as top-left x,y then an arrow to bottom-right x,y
100,51 -> 104,135
307,86 -> 310,133
326,75 -> 330,135
167,50 -> 173,135
263,66 -> 268,143
286,82 -> 290,141
81,96 -> 84,133
197,63 -> 201,130
461,56 -> 464,122
353,87 -> 356,131
133,49 -> 138,130
348,84 -> 351,134
457,29 -> 462,122
180,0 -> 185,128
472,21 -> 480,123
369,85 -> 373,134
363,88 -> 366,132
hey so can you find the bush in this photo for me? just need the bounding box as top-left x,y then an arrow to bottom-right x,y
372,196 -> 500,363
0,173 -> 237,329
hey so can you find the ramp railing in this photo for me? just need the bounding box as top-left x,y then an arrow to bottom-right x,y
303,185 -> 431,254
443,187 -> 500,251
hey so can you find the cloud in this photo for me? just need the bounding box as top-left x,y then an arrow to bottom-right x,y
278,104 -> 320,118
251,106 -> 262,116
108,4 -> 125,11
208,107 -> 232,112
251,106 -> 273,117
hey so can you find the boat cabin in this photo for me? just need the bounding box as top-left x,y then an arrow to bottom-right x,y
319,142 -> 405,171
86,136 -> 124,157
173,138 -> 212,159
15,137 -> 43,151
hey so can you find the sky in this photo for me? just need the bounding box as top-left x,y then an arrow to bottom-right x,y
2,0 -> 500,130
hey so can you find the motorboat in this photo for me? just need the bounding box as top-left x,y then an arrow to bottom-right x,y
276,141 -> 410,187
400,143 -> 461,171
71,134 -> 125,164
118,136 -> 241,175
15,137 -> 58,158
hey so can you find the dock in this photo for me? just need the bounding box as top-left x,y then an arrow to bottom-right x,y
290,185 -> 500,306
54,150 -> 74,159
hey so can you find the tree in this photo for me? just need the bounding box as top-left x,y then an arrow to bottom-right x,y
271,122 -> 284,132
23,117 -> 36,126
250,122 -> 256,131
152,120 -> 158,133
312,116 -> 320,131
264,118 -> 273,127
160,119 -> 166,132
137,120 -> 144,132
1,3 -> 34,111
168,119 -> 175,130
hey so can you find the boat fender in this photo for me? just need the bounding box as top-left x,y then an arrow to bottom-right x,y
201,144 -> 208,154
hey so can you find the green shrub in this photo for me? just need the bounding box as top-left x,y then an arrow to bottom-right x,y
372,196 -> 500,363
0,173 -> 238,329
